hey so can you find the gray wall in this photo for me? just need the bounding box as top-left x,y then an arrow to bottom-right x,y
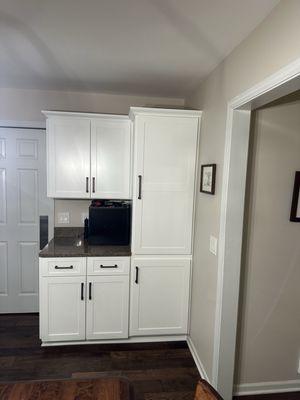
186,0 -> 300,383
235,97 -> 300,385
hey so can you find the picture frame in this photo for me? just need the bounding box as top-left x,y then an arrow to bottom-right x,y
290,171 -> 300,222
200,164 -> 216,195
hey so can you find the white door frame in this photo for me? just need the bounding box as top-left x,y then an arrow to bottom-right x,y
212,57 -> 300,399
0,120 -> 46,129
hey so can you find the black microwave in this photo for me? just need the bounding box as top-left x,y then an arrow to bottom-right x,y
87,200 -> 131,246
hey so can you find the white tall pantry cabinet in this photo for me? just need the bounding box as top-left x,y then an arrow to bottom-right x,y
129,108 -> 201,337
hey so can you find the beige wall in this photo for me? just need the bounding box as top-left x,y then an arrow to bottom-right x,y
55,200 -> 90,228
235,98 -> 300,384
0,87 -> 184,121
186,0 -> 300,382
0,87 -> 184,226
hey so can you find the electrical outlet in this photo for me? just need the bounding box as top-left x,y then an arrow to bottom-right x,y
58,212 -> 70,224
81,212 -> 88,224
209,235 -> 218,255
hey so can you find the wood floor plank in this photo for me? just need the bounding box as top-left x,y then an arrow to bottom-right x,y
4,314 -> 298,399
0,314 -> 200,400
0,378 -> 130,400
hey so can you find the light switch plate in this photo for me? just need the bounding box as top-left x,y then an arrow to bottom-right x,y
58,212 -> 70,224
210,235 -> 218,255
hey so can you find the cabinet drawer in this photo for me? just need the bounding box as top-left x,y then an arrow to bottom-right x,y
40,258 -> 86,277
87,257 -> 130,275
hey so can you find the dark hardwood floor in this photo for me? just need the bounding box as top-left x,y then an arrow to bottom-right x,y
0,314 -> 199,399
0,314 -> 299,400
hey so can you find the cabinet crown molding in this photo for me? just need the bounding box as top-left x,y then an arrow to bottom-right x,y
129,107 -> 202,120
42,110 -> 130,120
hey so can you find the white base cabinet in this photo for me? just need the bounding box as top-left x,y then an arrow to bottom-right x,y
39,257 -> 130,343
86,275 -> 129,340
39,255 -> 191,343
130,257 -> 191,336
40,276 -> 86,342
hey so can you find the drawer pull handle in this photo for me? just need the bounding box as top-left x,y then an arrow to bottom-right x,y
100,264 -> 118,269
54,265 -> 73,269
135,266 -> 139,284
138,175 -> 142,199
81,282 -> 84,301
89,282 -> 92,300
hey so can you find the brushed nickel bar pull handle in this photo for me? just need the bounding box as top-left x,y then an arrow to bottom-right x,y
135,266 -> 139,284
81,282 -> 84,301
89,282 -> 92,300
86,177 -> 89,193
54,265 -> 73,269
138,175 -> 142,199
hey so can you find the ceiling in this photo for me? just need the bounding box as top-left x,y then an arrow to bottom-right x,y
0,0 -> 279,98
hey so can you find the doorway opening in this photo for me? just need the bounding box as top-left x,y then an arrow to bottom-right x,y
212,60 -> 300,399
234,92 -> 300,395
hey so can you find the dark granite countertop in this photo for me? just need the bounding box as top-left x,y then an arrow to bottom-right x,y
39,228 -> 131,258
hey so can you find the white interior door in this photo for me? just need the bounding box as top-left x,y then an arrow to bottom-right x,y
130,257 -> 191,336
0,127 -> 53,313
133,115 -> 198,254
91,118 -> 131,199
86,275 -> 129,340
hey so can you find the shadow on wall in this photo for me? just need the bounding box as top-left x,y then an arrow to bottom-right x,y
0,10 -> 94,91
148,0 -> 223,94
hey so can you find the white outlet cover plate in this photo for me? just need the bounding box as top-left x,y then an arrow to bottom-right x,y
58,212 -> 70,224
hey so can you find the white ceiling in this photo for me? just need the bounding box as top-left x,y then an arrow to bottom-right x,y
0,0 -> 279,98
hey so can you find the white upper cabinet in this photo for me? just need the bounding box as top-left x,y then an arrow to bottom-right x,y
130,108 -> 200,255
46,116 -> 91,198
91,119 -> 131,199
43,112 -> 132,199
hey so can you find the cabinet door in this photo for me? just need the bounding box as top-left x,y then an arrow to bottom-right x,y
86,275 -> 129,340
47,117 -> 91,198
130,257 -> 191,336
133,115 -> 198,254
40,276 -> 86,342
91,119 -> 131,199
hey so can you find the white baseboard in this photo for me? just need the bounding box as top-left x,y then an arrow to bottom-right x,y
187,336 -> 210,383
42,334 -> 187,346
234,379 -> 300,396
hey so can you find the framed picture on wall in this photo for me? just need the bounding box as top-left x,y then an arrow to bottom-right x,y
200,164 -> 216,195
290,171 -> 300,222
